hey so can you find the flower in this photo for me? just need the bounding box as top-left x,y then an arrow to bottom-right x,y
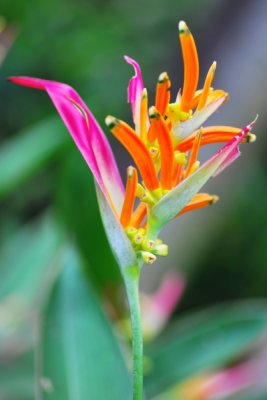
8,21 -> 256,268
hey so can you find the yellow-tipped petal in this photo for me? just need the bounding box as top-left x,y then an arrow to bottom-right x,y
155,72 -> 171,117
149,106 -> 174,190
184,129 -> 202,178
179,21 -> 199,112
197,61 -> 217,111
177,193 -> 219,216
106,116 -> 159,191
140,88 -> 148,143
120,166 -> 138,228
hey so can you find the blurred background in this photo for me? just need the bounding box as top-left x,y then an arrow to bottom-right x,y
0,0 -> 267,399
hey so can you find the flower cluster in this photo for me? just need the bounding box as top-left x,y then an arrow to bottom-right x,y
9,21 -> 256,267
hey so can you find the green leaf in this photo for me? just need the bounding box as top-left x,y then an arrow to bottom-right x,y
0,213 -> 64,356
0,213 -> 64,300
0,352 -> 34,400
0,116 -> 68,199
38,246 -> 131,400
144,301 -> 267,398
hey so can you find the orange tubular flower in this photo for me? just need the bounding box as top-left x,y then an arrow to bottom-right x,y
179,21 -> 199,112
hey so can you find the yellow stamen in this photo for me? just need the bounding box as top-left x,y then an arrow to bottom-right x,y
105,116 -> 159,191
140,88 -> 148,143
176,126 -> 247,153
179,21 -> 199,112
120,166 -> 138,228
155,72 -> 171,116
166,103 -> 191,124
174,150 -> 187,165
149,106 -> 174,190
177,193 -> 219,216
197,61 -> 216,111
184,129 -> 202,178
130,202 -> 147,228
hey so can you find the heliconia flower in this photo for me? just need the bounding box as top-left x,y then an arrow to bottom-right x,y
8,21 -> 257,268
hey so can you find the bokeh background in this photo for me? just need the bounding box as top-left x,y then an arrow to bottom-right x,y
1,0 -> 267,399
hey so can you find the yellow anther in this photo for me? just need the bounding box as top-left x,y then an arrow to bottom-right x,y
149,146 -> 159,159
125,226 -> 138,238
174,151 -> 187,165
167,103 -> 190,124
136,183 -> 146,198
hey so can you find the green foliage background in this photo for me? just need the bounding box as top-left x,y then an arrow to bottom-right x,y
0,0 -> 267,399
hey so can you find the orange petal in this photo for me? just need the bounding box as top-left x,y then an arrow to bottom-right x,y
140,88 -> 148,143
197,61 -> 216,111
172,162 -> 184,187
155,72 -> 171,116
149,106 -> 174,190
176,126 -> 243,152
177,193 -> 218,217
120,166 -> 138,227
184,129 -> 202,178
106,116 -> 159,191
191,89 -> 204,109
130,202 -> 147,228
179,21 -> 199,112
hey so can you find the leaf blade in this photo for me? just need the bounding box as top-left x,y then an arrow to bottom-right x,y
0,116 -> 68,198
144,301 -> 267,397
39,246 -> 132,400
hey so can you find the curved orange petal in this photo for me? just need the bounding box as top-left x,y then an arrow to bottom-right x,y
106,116 -> 159,191
179,21 -> 199,112
120,166 -> 138,227
149,107 -> 174,190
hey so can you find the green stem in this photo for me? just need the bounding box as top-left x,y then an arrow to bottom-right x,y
124,267 -> 143,400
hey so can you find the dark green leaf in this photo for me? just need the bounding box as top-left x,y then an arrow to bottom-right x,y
0,117 -> 68,199
38,247 -> 131,400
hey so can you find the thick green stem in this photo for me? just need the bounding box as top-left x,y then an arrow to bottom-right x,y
124,267 -> 143,400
